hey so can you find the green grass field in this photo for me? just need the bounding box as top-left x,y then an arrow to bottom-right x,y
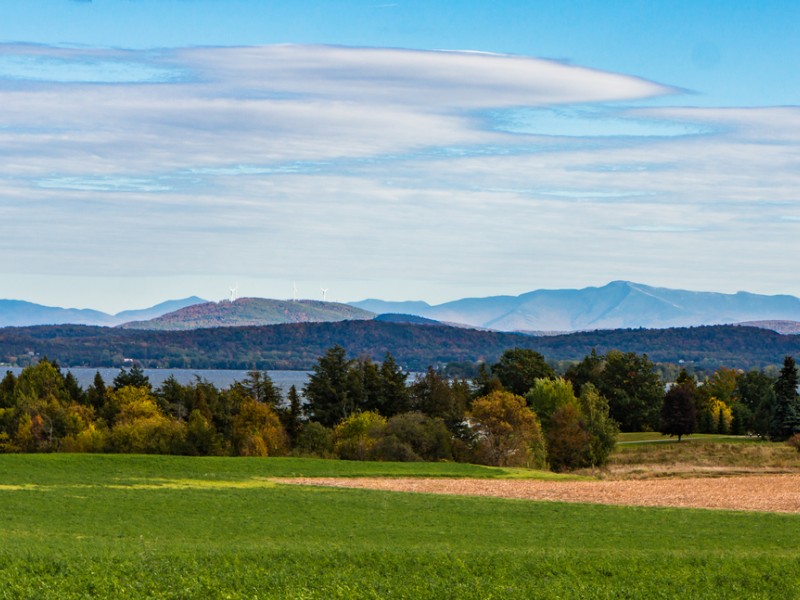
616,432 -> 758,443
1,454 -> 799,599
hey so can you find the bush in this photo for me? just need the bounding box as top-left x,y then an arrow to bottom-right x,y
293,422 -> 335,458
333,411 -> 387,460
383,412 -> 453,461
787,433 -> 800,453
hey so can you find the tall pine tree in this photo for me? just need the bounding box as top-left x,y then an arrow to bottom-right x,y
770,356 -> 800,440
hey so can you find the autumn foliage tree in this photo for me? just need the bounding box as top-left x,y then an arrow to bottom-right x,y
231,398 -> 288,456
469,390 -> 547,469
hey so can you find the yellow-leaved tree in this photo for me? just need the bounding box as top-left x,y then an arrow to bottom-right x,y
231,398 -> 288,457
469,390 -> 547,469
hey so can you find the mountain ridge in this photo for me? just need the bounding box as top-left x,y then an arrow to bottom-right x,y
4,281 -> 800,331
0,297 -> 206,328
350,281 -> 800,331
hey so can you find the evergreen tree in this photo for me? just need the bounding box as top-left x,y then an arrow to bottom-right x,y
281,385 -> 303,443
472,362 -> 503,398
348,358 -> 383,413
85,372 -> 108,413
409,368 -> 470,436
113,364 -> 151,390
770,356 -> 800,440
303,345 -> 354,427
62,372 -> 85,405
0,370 -> 17,409
379,353 -> 410,416
238,370 -> 282,407
156,375 -> 190,420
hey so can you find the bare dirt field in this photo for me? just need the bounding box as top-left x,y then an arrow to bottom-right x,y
279,475 -> 800,513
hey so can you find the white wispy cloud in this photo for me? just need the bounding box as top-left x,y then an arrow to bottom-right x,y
0,43 -> 797,308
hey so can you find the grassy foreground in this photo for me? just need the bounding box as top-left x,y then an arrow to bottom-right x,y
1,455 -> 799,599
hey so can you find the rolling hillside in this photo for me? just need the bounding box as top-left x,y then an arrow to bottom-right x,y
120,298 -> 375,330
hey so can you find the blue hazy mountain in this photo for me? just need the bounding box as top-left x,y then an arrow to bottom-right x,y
350,281 -> 800,332
0,297 -> 205,327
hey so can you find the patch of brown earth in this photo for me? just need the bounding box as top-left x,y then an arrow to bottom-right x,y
278,475 -> 800,513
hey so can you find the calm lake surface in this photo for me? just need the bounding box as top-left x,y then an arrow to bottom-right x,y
4,367 -> 311,394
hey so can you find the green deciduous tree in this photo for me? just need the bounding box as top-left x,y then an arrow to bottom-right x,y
660,380 -> 697,442
597,350 -> 664,432
546,403 -> 592,472
491,348 -> 555,396
525,377 -> 579,430
578,383 -> 619,467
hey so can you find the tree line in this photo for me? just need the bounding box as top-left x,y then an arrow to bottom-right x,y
1,346 -> 798,471
4,320 -> 800,372
660,356 -> 800,442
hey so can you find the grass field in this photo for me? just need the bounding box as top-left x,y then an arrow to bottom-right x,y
616,432 -> 752,443
2,454 -> 799,598
606,435 -> 800,479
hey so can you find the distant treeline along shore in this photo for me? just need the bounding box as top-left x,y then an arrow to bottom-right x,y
2,345 -> 799,473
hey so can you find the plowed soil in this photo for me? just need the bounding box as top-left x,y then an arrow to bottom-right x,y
279,475 -> 800,513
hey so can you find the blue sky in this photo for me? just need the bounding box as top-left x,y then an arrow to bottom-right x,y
1,1 -> 798,312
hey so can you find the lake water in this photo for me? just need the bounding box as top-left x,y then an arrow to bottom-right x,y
3,367 -> 311,395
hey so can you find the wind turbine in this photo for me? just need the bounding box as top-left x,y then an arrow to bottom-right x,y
292,282 -> 298,302
321,288 -> 328,302
229,283 -> 238,302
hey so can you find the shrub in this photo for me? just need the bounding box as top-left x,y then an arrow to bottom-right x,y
787,433 -> 800,453
293,422 -> 335,458
333,411 -> 387,460
383,411 -> 453,461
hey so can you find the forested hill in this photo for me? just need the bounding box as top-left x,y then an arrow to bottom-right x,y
2,321 -> 800,371
120,298 -> 374,330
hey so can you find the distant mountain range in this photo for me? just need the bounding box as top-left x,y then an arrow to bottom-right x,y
2,281 -> 800,333
0,297 -> 206,328
120,298 -> 374,330
350,281 -> 800,332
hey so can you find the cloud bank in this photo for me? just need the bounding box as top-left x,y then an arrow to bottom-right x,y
0,44 -> 797,309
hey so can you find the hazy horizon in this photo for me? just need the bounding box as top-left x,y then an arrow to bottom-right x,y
4,279 -> 800,315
